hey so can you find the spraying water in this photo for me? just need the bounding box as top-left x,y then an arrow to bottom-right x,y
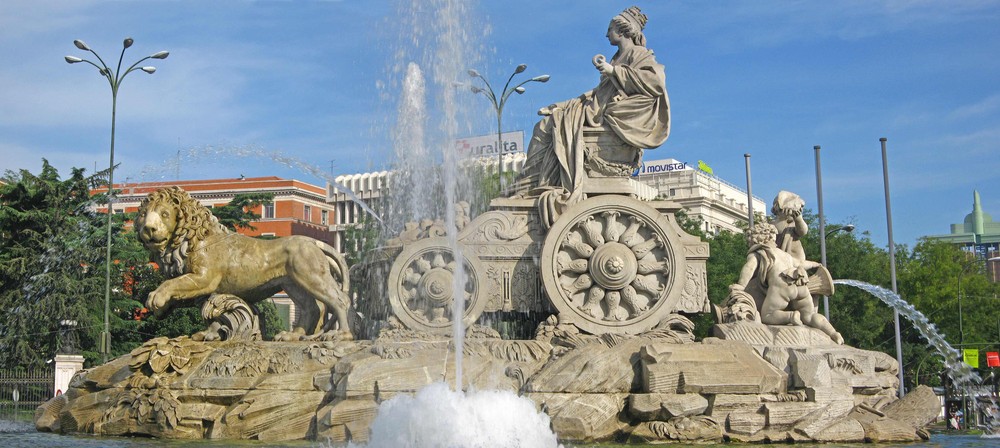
357,382 -> 560,448
835,279 -> 998,433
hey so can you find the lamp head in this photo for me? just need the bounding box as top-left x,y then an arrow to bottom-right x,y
151,51 -> 170,59
73,39 -> 90,51
514,64 -> 527,74
65,56 -> 83,64
123,37 -> 134,49
532,74 -> 550,83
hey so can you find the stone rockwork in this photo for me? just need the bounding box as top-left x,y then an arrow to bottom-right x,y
36,323 -> 938,443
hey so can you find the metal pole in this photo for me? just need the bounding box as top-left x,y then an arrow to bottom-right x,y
957,269 -> 967,427
958,273 -> 964,346
67,38 -> 167,364
497,110 -> 504,189
102,85 -> 118,364
744,153 -> 754,230
815,145 -> 830,320
881,137 -> 905,398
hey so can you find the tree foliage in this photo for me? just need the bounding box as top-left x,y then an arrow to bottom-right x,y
0,160 -> 107,368
0,164 -> 286,368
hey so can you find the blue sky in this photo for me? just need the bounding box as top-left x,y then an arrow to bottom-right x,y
2,0 -> 999,248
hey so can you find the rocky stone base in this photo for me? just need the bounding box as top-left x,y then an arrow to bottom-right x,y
35,323 -> 939,443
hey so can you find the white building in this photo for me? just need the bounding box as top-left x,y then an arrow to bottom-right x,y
630,158 -> 766,235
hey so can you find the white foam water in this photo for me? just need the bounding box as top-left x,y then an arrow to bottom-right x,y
356,382 -> 560,448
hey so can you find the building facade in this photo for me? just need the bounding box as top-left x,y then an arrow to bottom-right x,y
630,158 -> 766,235
927,191 -> 1000,282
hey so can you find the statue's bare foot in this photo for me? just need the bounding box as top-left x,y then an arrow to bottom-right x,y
832,332 -> 844,345
791,312 -> 803,326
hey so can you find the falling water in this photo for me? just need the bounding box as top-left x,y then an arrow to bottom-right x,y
389,62 -> 434,228
835,279 -> 998,433
357,382 -> 560,448
834,280 -> 978,386
354,0 -> 561,445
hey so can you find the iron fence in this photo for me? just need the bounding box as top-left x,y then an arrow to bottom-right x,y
0,368 -> 53,423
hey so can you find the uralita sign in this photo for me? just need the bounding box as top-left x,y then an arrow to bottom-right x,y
455,131 -> 525,156
632,158 -> 690,177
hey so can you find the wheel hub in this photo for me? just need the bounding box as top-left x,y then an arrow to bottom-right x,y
589,242 -> 638,290
418,268 -> 454,307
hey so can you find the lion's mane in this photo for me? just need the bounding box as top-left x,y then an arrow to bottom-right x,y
137,186 -> 229,278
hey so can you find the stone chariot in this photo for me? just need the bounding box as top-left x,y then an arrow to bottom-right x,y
371,183 -> 710,336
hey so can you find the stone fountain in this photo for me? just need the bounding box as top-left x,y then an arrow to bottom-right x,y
35,5 -> 939,445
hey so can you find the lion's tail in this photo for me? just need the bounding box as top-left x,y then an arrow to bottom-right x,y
315,240 -> 350,293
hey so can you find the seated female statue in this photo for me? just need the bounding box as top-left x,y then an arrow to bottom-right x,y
513,6 -> 670,228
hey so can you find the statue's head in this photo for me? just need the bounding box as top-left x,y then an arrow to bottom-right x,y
611,6 -> 648,47
771,190 -> 805,218
747,222 -> 778,247
135,186 -> 226,277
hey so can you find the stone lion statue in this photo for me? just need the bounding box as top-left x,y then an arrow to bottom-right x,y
135,186 -> 353,340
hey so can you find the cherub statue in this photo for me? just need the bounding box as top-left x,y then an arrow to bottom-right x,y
729,222 -> 843,344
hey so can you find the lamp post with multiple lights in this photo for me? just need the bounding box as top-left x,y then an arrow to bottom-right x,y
65,38 -> 168,362
465,65 -> 549,183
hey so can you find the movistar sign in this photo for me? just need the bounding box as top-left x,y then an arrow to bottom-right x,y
632,158 -> 690,177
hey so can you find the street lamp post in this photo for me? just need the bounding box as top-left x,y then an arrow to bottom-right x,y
880,137 -> 905,398
66,38 -> 168,363
466,65 -> 549,186
820,224 -> 855,319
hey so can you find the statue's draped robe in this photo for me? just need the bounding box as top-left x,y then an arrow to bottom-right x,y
515,44 -> 670,226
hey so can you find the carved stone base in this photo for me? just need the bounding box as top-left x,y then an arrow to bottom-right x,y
35,332 -> 934,444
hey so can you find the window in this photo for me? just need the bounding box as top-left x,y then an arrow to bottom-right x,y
304,205 -> 312,222
263,203 -> 275,219
321,210 -> 329,225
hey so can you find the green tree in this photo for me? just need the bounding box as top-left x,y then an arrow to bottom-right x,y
0,160 -> 107,368
210,192 -> 273,231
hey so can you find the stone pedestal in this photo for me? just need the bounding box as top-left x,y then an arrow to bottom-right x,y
53,354 -> 84,396
35,332 -> 939,444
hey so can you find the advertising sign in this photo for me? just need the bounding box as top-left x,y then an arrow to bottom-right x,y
455,131 -> 525,157
987,351 -> 999,368
632,158 -> 690,177
963,349 -> 979,368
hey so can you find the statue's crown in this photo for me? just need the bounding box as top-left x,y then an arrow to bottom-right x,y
621,6 -> 648,31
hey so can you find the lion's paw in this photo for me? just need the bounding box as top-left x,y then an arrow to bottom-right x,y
273,330 -> 304,342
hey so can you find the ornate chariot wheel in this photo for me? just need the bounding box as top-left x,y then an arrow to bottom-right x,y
387,237 -> 487,334
540,195 -> 686,334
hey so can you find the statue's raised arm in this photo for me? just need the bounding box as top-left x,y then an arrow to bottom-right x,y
513,6 -> 670,228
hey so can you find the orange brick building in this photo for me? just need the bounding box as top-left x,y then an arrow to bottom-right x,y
97,176 -> 337,245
